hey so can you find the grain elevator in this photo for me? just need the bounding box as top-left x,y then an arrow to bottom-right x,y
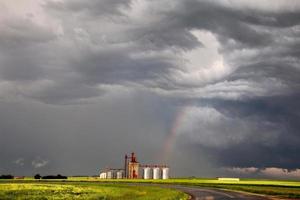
99,152 -> 169,179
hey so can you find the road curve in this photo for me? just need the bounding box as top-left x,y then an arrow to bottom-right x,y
125,183 -> 273,200
165,185 -> 272,200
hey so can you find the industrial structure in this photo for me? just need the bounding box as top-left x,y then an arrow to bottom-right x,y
99,152 -> 169,179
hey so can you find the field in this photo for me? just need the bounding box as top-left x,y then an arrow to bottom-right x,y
1,178 -> 300,199
0,181 -> 188,200
69,177 -> 300,199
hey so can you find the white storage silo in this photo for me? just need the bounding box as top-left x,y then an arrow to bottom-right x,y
153,167 -> 161,179
162,168 -> 169,179
143,167 -> 151,179
107,171 -> 114,179
117,171 -> 123,179
100,172 -> 107,179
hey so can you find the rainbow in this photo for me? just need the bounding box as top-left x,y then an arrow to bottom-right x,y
161,106 -> 189,162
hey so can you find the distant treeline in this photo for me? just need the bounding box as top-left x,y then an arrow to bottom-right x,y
0,174 -> 68,179
34,174 -> 67,179
0,175 -> 14,179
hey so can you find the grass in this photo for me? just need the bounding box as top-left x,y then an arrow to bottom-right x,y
211,185 -> 300,198
67,177 -> 300,199
1,178 -> 300,199
0,182 -> 188,200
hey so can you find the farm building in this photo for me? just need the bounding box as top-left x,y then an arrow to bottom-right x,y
99,152 -> 169,179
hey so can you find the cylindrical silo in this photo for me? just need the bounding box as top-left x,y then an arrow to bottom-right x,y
162,168 -> 169,179
143,167 -> 151,179
117,171 -> 123,179
153,167 -> 160,179
99,172 -> 107,179
107,171 -> 113,179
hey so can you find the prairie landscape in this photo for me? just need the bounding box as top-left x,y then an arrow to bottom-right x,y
0,181 -> 188,200
1,0 -> 300,199
1,178 -> 300,199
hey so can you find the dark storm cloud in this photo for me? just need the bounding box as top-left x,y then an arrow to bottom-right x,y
0,18 -> 55,49
73,49 -> 175,85
0,17 -> 56,81
46,0 -> 132,17
0,0 -> 300,176
228,61 -> 300,89
166,0 -> 273,48
205,95 -> 300,169
27,80 -> 103,105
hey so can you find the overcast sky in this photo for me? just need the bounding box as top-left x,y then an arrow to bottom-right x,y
0,0 -> 300,178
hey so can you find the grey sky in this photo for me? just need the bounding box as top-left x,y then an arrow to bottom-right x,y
0,0 -> 300,178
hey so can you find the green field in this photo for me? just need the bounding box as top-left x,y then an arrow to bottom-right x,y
1,178 -> 300,199
0,181 -> 188,200
68,177 -> 300,199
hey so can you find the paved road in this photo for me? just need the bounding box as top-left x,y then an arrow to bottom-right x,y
128,183 -> 279,200
129,183 -> 273,200
165,185 -> 273,200
107,182 -> 277,200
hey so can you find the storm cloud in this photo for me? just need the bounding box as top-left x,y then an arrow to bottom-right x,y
0,0 -> 300,177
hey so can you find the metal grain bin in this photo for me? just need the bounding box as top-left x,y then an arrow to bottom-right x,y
153,167 -> 161,179
162,168 -> 169,179
143,167 -> 151,179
